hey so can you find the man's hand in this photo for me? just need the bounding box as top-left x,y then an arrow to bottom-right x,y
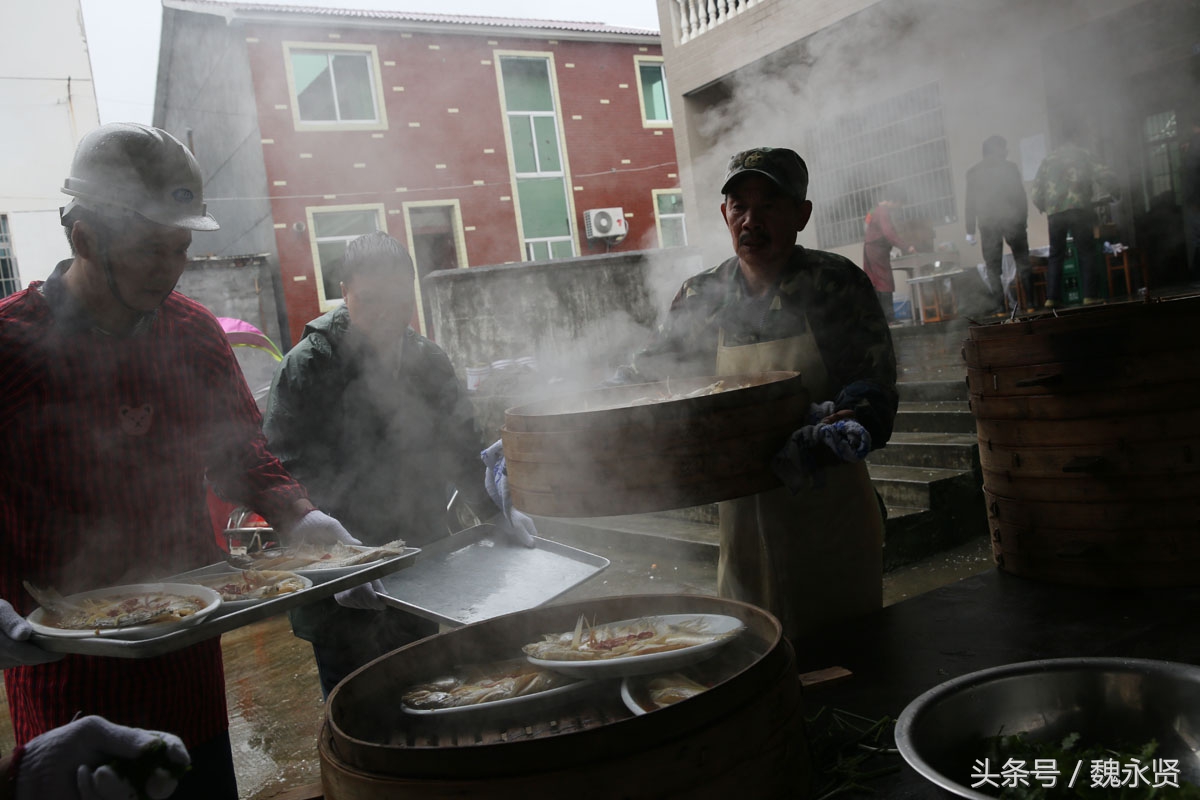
965,233 -> 977,245
287,510 -> 361,546
0,599 -> 64,670
15,715 -> 189,800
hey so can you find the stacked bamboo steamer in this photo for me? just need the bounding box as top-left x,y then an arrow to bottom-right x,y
963,296 -> 1200,587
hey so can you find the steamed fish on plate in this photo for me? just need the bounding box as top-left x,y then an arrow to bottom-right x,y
402,659 -> 577,710
188,570 -> 308,602
523,614 -> 738,662
23,581 -> 210,630
231,538 -> 405,571
647,672 -> 711,707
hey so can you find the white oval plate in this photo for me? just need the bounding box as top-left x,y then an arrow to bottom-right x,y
26,583 -> 222,640
525,613 -> 745,679
402,677 -> 595,718
184,571 -> 313,611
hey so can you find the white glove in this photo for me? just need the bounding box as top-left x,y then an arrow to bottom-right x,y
481,442 -> 537,548
334,579 -> 387,611
496,509 -> 537,548
15,715 -> 190,800
288,510 -> 360,546
965,233 -> 977,245
0,598 -> 64,670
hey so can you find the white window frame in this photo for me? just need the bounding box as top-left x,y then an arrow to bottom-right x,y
283,42 -> 389,132
652,189 -> 687,247
0,215 -> 20,298
634,55 -> 671,128
304,203 -> 387,311
401,199 -> 469,336
494,50 -> 579,261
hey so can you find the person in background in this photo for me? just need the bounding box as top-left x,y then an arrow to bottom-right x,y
263,231 -> 536,698
1031,121 -> 1120,307
0,123 -> 358,800
862,185 -> 917,322
964,135 -> 1033,313
611,146 -> 897,642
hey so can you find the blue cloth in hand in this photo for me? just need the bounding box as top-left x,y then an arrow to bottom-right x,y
771,416 -> 872,494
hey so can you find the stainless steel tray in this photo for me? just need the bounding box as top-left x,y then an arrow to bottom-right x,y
28,547 -> 421,659
377,524 -> 608,627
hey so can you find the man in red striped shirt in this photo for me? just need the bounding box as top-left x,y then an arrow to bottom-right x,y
0,124 -> 351,799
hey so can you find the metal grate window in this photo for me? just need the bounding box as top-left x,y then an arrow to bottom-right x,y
0,216 -> 20,298
1141,110 -> 1181,208
807,83 -> 956,249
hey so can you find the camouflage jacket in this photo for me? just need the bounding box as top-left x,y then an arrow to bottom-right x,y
624,246 -> 899,447
1031,143 -> 1118,216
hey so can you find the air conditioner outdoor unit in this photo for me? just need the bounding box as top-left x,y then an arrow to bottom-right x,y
583,207 -> 627,241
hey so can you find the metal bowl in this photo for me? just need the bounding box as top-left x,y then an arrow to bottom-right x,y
896,658 -> 1200,798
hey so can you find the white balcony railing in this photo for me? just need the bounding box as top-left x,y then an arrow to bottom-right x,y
672,0 -> 763,44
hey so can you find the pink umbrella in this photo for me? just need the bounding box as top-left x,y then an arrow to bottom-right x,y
217,317 -> 283,361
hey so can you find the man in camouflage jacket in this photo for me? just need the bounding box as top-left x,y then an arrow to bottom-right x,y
1032,125 -> 1120,306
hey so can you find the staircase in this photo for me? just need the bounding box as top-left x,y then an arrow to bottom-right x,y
533,321 -> 989,571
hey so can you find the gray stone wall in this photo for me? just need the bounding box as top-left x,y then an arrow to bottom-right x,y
426,247 -> 705,441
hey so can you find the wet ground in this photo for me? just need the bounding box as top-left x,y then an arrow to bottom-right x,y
0,535 -> 993,798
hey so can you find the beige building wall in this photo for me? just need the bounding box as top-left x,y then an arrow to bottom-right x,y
656,0 -> 1151,294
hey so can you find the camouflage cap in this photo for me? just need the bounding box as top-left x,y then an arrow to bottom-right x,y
720,147 -> 809,202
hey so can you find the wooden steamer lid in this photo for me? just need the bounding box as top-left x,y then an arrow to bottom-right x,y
501,371 -> 808,517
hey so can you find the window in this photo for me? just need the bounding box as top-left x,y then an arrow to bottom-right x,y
1141,110 -> 1181,209
653,190 -> 687,247
305,204 -> 385,309
0,216 -> 19,298
403,201 -> 468,335
806,82 -> 956,249
284,43 -> 387,131
635,56 -> 671,127
498,53 -> 575,261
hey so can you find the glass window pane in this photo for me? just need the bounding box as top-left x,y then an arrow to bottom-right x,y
550,239 -> 574,259
292,52 -> 336,122
528,240 -> 550,260
639,64 -> 669,122
312,210 -> 378,238
533,116 -> 561,172
661,218 -> 686,248
509,116 -> 537,174
656,192 -> 683,215
501,57 -> 553,112
317,240 -> 348,299
332,54 -> 376,121
516,178 -> 570,239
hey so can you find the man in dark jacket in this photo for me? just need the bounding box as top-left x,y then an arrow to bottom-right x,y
263,231 -> 533,697
964,135 -> 1032,313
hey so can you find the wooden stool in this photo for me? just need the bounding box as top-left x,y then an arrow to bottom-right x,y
1106,249 -> 1145,299
1017,265 -> 1048,310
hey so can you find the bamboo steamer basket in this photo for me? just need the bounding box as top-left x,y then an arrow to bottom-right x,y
320,594 -> 810,799
502,371 -> 808,517
963,295 -> 1200,587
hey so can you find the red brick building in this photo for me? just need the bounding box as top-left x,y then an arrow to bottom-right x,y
156,1 -> 684,346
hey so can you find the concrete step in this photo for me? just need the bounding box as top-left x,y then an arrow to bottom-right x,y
532,499 -> 982,578
897,379 -> 968,403
867,463 -> 977,509
893,401 -> 977,434
870,432 -> 979,471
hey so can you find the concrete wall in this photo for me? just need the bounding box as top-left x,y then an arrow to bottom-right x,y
426,246 -> 703,375
424,247 -> 701,434
154,8 -> 289,346
1,0 -> 100,288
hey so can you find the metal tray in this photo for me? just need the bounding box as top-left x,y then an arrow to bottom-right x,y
28,547 -> 421,659
377,524 -> 607,627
